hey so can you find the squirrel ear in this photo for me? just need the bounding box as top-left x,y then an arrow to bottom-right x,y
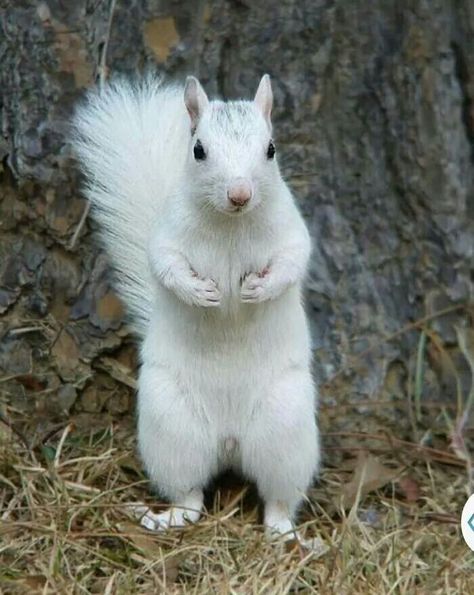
254,74 -> 273,128
184,76 -> 209,129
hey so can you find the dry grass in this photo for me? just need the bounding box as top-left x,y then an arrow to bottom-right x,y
1,400 -> 472,594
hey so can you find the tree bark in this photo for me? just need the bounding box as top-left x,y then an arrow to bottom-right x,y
1,0 -> 473,426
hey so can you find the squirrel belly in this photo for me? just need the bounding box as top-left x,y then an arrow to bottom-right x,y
73,75 -> 320,540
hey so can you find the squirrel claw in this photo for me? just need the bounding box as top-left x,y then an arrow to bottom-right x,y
240,272 -> 269,303
191,277 -> 221,307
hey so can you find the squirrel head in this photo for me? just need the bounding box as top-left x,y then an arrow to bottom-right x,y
183,75 -> 278,216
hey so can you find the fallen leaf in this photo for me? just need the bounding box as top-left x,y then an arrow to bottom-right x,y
94,291 -> 124,331
117,521 -> 181,581
398,476 -> 421,502
339,453 -> 398,510
21,574 -> 48,590
52,328 -> 80,380
95,356 -> 137,389
16,374 -> 47,392
117,521 -> 162,556
80,383 -> 110,413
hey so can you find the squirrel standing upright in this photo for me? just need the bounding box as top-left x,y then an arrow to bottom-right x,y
73,74 -> 320,538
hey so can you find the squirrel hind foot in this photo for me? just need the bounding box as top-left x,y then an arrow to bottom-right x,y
139,505 -> 202,531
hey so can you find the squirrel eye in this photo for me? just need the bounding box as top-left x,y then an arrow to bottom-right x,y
193,139 -> 206,161
267,140 -> 275,160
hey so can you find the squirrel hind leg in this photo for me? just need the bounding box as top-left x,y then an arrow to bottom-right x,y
138,488 -> 204,531
264,500 -> 297,539
264,500 -> 329,557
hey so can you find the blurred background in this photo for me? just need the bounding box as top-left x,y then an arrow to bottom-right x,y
1,2 -> 474,592
1,0 -> 473,432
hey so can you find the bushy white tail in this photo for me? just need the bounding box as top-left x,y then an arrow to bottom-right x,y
72,78 -> 190,336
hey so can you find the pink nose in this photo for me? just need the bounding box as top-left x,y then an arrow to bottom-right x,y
227,179 -> 252,207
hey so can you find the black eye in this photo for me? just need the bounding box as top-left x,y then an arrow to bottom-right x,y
267,140 -> 275,160
193,139 -> 206,161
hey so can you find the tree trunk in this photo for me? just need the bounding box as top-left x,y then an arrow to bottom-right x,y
1,1 -> 473,429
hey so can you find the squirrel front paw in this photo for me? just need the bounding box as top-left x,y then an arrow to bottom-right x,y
186,276 -> 221,307
240,271 -> 272,303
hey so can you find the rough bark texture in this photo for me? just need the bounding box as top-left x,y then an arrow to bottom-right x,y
1,1 -> 473,430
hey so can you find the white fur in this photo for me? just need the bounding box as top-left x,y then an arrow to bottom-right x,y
73,75 -> 320,538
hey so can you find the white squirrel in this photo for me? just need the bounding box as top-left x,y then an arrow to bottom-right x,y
73,74 -> 320,539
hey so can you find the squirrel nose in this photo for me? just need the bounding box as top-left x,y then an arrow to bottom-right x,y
227,179 -> 252,207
